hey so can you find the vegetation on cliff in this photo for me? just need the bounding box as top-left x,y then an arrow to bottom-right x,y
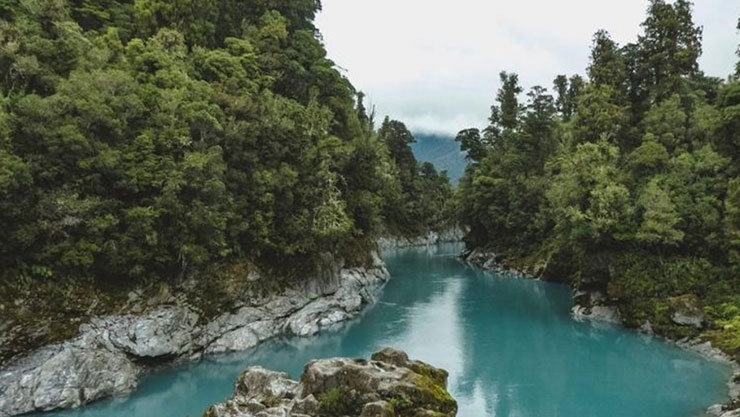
457,1 -> 740,355
0,0 -> 453,361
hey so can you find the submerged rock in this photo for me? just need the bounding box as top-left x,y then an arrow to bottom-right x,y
204,348 -> 457,417
0,258 -> 390,416
570,290 -> 621,324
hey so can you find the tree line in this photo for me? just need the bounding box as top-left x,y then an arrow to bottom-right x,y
457,1 -> 740,353
0,0 -> 454,292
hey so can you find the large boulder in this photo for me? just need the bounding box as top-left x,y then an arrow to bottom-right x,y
204,348 -> 457,417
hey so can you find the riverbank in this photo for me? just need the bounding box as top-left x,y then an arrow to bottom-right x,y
0,253 -> 389,416
459,247 -> 740,417
377,227 -> 465,250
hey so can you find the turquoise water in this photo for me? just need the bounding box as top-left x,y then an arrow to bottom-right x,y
41,244 -> 730,417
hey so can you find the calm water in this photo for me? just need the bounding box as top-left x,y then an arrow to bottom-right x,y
41,243 -> 730,417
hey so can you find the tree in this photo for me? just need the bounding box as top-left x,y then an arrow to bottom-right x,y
554,75 -> 569,118
638,0 -> 703,101
547,140 -> 632,247
572,85 -> 627,144
727,178 -> 740,268
521,85 -> 557,172
588,30 -> 627,95
455,128 -> 486,163
485,71 -> 523,141
736,17 -> 740,78
636,179 -> 684,245
567,75 -> 585,119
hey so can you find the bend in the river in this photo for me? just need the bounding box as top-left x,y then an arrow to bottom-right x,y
37,243 -> 731,417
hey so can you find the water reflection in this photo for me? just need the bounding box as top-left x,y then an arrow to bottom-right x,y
41,243 -> 730,417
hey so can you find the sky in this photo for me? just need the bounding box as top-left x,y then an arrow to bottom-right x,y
315,0 -> 740,136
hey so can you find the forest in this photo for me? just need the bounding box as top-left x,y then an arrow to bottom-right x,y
0,0 -> 454,359
457,1 -> 740,355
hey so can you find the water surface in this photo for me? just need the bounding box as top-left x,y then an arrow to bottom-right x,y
42,243 -> 730,417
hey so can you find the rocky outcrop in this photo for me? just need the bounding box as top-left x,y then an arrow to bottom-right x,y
570,290 -> 622,324
459,248 -> 544,279
461,249 -> 622,324
0,255 -> 390,416
378,227 -> 465,249
204,348 -> 457,417
668,295 -> 705,329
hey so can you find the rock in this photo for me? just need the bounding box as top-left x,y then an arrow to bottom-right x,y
459,248 -> 536,279
570,291 -> 621,324
204,348 -> 457,417
708,405 -> 740,417
639,320 -> 654,335
377,227 -> 465,249
107,307 -> 200,358
360,401 -> 394,417
0,259 -> 390,416
0,337 -> 139,416
668,295 -> 705,329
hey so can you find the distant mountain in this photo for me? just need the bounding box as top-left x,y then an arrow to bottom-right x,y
411,133 -> 468,185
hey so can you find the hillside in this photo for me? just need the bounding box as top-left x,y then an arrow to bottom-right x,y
411,134 -> 468,185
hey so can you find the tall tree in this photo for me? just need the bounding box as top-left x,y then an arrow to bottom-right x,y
485,71 -> 523,140
638,0 -> 703,101
588,30 -> 627,96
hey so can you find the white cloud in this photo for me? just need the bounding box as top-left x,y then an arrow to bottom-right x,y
316,0 -> 740,135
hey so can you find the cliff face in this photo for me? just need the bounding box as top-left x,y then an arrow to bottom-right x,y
0,254 -> 390,416
204,348 -> 457,417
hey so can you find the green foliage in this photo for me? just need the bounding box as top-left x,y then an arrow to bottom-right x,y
0,0 -> 452,308
635,179 -> 683,245
379,118 -> 456,238
457,0 -> 740,355
317,387 -> 364,417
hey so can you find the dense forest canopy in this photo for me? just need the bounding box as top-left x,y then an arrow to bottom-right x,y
0,1 -> 453,293
457,1 -> 740,354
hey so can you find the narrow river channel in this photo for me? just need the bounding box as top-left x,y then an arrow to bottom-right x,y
40,243 -> 731,417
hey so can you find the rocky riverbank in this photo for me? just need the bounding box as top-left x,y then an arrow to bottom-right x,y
0,254 -> 390,416
204,347 -> 457,417
460,247 -> 740,417
377,227 -> 465,250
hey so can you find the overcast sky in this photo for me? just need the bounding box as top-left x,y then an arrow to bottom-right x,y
315,0 -> 740,136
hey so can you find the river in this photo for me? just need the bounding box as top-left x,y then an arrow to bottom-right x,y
39,243 -> 731,417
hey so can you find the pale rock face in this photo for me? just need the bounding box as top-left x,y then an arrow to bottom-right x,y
570,291 -> 622,324
0,338 -> 138,416
107,307 -> 200,358
0,259 -> 390,416
668,295 -> 705,329
203,348 -> 456,417
377,226 -> 465,249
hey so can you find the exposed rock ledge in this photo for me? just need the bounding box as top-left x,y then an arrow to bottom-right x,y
570,290 -> 622,324
459,248 -> 544,279
204,347 -> 457,417
0,254 -> 389,417
378,226 -> 465,250
461,247 -> 740,416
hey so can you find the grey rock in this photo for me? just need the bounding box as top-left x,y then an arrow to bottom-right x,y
0,337 -> 138,416
570,291 -> 621,324
0,258 -> 389,416
377,227 -> 465,250
107,307 -> 200,358
459,248 -> 537,279
204,348 -> 456,417
669,295 -> 705,329
360,401 -> 394,417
